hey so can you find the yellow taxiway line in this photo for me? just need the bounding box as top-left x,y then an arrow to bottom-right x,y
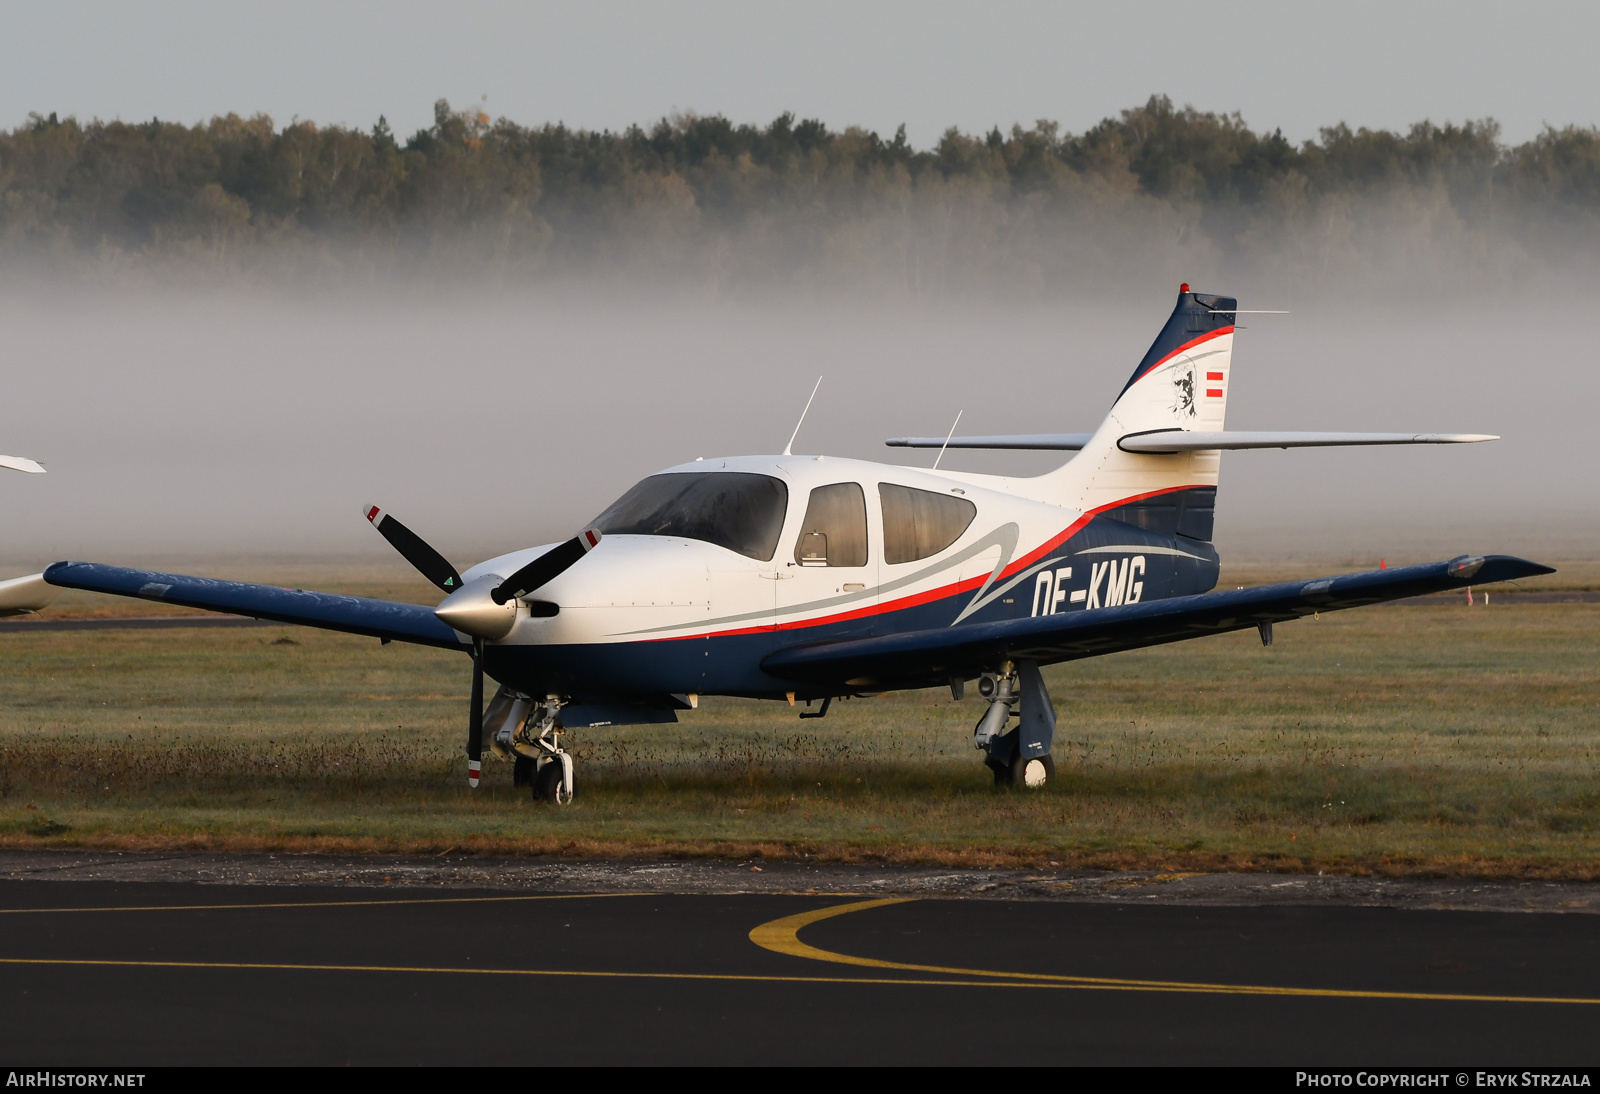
0,955 -> 1108,990
2,892 -> 1594,1004
748,897 -> 1600,1006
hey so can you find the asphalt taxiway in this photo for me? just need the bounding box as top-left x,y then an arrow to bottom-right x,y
1,867 -> 1598,1064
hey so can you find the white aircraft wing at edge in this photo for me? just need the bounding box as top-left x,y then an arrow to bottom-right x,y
0,454 -> 45,474
0,573 -> 57,616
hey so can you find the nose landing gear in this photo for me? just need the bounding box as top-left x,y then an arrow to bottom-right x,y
491,691 -> 576,804
971,660 -> 1057,788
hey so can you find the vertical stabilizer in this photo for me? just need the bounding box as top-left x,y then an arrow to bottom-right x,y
1037,285 -> 1235,522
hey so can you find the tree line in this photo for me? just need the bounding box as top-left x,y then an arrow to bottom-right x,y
3,96 -> 1597,294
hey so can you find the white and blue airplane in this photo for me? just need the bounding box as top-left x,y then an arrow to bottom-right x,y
45,286 -> 1551,802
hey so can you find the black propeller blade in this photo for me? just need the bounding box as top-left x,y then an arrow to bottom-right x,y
491,528 -> 602,604
467,639 -> 484,787
364,505 -> 464,593
364,504 -> 482,785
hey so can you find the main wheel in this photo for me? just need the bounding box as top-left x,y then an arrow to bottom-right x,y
1006,753 -> 1055,789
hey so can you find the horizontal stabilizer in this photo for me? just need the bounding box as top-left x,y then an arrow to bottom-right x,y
0,455 -> 46,474
1118,431 -> 1497,453
763,555 -> 1552,691
886,433 -> 1094,451
44,562 -> 469,650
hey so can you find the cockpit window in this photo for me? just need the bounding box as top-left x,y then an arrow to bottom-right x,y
592,472 -> 790,561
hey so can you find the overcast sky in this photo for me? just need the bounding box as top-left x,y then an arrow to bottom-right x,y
3,0 -> 1596,147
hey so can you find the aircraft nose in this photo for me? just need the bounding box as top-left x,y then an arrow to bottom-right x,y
433,574 -> 517,640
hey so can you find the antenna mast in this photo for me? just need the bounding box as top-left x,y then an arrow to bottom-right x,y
783,377 -> 822,456
932,410 -> 963,470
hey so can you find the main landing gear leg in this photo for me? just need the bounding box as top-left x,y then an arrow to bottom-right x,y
973,661 -> 1056,789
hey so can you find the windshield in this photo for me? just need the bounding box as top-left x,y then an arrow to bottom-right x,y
592,472 -> 790,561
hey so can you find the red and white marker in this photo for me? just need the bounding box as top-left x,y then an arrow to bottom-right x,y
467,759 -> 481,787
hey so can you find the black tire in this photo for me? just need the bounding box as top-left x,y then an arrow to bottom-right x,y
513,756 -> 534,787
532,760 -> 563,802
1006,753 -> 1055,789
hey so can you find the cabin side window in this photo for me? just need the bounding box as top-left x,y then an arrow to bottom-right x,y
879,483 -> 977,565
793,482 -> 868,567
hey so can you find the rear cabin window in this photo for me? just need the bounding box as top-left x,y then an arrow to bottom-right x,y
793,483 -> 868,567
879,483 -> 976,564
593,472 -> 789,561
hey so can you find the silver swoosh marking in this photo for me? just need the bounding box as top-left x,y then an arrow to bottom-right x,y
1073,544 -> 1211,562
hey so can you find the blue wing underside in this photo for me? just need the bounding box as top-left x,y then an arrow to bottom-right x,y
761,555 -> 1553,691
43,562 -> 467,651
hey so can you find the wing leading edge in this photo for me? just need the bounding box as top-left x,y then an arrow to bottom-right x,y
43,562 -> 468,651
762,555 -> 1552,690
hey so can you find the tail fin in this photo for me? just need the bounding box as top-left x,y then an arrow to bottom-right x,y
1037,285 -> 1235,528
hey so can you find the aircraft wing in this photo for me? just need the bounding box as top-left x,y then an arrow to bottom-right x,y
0,573 -> 58,617
763,555 -> 1552,690
0,454 -> 46,474
43,562 -> 469,651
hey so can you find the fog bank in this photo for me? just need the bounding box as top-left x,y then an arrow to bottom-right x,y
0,280 -> 1590,574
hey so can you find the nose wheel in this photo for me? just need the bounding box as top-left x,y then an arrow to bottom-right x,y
532,754 -> 574,804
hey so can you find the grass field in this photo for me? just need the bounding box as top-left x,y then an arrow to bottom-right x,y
1,573 -> 1596,876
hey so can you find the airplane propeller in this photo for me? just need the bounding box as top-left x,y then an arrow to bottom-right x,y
363,506 -> 463,592
362,504 -> 601,787
490,529 -> 601,604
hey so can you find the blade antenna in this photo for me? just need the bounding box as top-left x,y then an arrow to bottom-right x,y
932,410 -> 963,470
783,376 -> 822,457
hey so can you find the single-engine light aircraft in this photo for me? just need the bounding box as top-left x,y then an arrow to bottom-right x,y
46,287 -> 1552,802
